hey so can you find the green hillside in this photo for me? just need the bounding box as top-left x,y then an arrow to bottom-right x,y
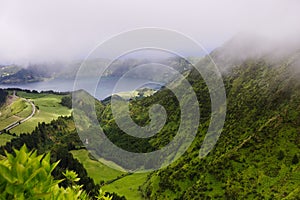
0,38 -> 300,199
85,46 -> 300,199
71,149 -> 124,183
10,91 -> 72,135
139,57 -> 300,199
0,97 -> 32,128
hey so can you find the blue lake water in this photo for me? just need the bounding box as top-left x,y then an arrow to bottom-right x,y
0,77 -> 163,100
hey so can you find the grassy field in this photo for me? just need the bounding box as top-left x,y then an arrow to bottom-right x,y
10,92 -> 72,135
0,115 -> 20,129
0,97 -> 30,129
15,101 -> 32,118
71,149 -> 124,183
0,91 -> 72,146
0,133 -> 15,146
102,173 -> 149,200
71,149 -> 149,200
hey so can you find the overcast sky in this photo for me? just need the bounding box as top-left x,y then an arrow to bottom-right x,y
0,0 -> 299,64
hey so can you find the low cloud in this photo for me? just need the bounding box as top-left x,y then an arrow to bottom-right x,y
0,0 -> 299,65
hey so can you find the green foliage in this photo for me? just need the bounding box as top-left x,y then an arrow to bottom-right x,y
0,133 -> 15,146
277,150 -> 285,161
0,145 -> 88,200
95,189 -> 112,200
139,58 -> 300,199
292,154 -> 299,165
60,95 -> 72,109
63,170 -> 81,185
0,116 -> 101,198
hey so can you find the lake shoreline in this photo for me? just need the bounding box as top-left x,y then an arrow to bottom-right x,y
0,76 -> 164,100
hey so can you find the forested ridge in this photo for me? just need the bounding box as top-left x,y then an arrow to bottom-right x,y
93,49 -> 300,198
140,59 -> 300,199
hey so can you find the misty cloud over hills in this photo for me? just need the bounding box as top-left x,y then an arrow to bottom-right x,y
1,0 -> 300,65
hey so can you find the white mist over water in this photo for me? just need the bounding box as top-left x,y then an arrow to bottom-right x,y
0,77 -> 163,100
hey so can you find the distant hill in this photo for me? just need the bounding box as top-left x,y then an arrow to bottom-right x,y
0,64 -> 53,84
0,56 -> 195,84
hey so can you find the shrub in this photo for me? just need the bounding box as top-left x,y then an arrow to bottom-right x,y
0,145 -> 89,199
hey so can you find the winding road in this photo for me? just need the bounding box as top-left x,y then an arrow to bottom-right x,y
0,97 -> 36,133
20,99 -> 36,123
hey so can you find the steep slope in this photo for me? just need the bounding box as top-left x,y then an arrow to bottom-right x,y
70,35 -> 300,199
140,48 -> 300,199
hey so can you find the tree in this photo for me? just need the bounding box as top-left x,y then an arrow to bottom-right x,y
60,95 -> 72,109
277,150 -> 285,160
292,154 -> 299,165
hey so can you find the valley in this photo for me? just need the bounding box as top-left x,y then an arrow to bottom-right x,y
1,1 -> 300,199
0,35 -> 300,199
